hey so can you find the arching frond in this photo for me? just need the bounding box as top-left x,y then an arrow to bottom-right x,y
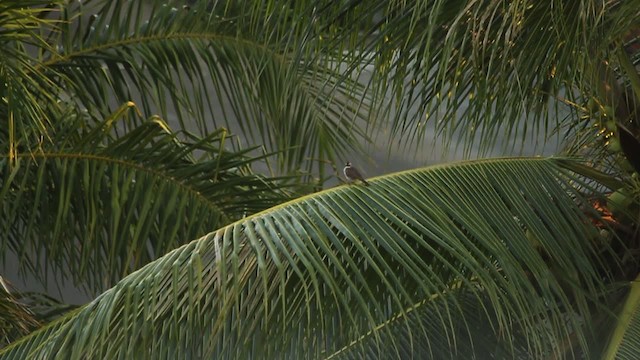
0,157 -> 619,359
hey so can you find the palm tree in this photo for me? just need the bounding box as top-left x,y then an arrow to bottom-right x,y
1,0 -> 640,358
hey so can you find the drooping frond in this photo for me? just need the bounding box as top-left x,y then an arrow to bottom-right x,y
5,1 -> 640,174
37,0 -> 371,176
330,0 -> 640,153
0,103 -> 294,293
0,157 -> 619,359
0,0 -> 65,154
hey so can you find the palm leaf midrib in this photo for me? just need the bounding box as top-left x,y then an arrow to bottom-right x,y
219,156 -> 561,232
5,150 -> 229,219
40,32 -> 290,68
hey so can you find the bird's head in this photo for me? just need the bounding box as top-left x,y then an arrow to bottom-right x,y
344,161 -> 352,167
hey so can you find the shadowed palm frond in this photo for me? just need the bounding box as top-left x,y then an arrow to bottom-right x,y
35,0 -> 371,177
0,103 -> 296,294
325,285 -> 536,359
0,157 -> 621,359
331,0 -> 639,154
0,0 -> 65,154
5,1 -> 640,173
0,277 -> 40,349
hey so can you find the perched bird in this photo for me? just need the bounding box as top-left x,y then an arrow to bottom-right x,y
343,162 -> 370,186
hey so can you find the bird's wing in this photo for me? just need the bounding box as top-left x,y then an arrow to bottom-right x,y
350,167 -> 364,179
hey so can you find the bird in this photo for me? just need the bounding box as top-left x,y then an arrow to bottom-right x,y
343,162 -> 370,186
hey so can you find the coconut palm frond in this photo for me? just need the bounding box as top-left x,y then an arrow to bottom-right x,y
0,103 -> 295,294
0,277 -> 40,349
337,0 -> 640,154
36,0 -> 370,177
0,0 -> 65,153
601,273 -> 640,360
0,157 -> 620,359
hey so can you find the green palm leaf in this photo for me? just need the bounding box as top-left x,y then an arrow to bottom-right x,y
0,0 -> 64,153
602,273 -> 640,360
327,285 -> 533,359
324,0 -> 640,152
38,0 -> 370,177
0,157 -> 617,359
0,277 -> 40,349
0,104 -> 294,294
5,1 -> 640,173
